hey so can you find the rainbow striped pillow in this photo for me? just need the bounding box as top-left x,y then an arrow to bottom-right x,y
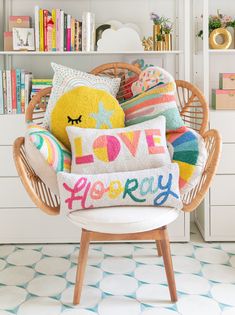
121,67 -> 184,131
25,125 -> 71,195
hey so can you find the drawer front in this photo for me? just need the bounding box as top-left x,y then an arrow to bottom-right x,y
217,144 -> 235,174
211,206 -> 235,238
210,110 -> 235,142
0,146 -> 18,176
211,175 -> 235,205
0,178 -> 35,208
0,115 -> 25,145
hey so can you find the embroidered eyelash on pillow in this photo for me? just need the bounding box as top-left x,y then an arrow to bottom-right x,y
66,116 -> 171,175
57,163 -> 182,212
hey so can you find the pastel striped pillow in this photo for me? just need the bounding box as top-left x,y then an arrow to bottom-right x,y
121,67 -> 184,131
25,125 -> 71,195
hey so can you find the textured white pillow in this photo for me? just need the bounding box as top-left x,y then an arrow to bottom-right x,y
43,63 -> 121,129
57,164 -> 182,212
67,116 -> 171,175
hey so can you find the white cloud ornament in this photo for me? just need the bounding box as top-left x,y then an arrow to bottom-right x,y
97,28 -> 144,51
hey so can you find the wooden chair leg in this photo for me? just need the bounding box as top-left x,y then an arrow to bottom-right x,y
73,229 -> 91,305
160,227 -> 177,302
156,240 -> 162,256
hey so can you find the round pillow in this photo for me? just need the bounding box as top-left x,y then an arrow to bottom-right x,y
167,127 -> 207,195
50,86 -> 125,148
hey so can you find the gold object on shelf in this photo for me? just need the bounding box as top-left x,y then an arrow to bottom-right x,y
157,41 -> 164,51
164,33 -> 172,51
153,24 -> 161,50
142,36 -> 153,51
209,28 -> 232,49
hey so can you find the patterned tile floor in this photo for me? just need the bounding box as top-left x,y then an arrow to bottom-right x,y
1,225 -> 235,315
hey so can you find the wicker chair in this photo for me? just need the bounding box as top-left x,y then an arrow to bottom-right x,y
13,62 -> 221,304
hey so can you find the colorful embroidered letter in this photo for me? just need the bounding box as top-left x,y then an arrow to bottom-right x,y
93,135 -> 121,162
154,173 -> 179,206
145,129 -> 165,154
118,130 -> 141,157
63,177 -> 93,209
123,178 -> 146,202
139,176 -> 155,196
108,180 -> 123,199
90,181 -> 106,200
74,137 -> 94,165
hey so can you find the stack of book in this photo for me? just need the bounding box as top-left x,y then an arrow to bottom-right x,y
0,69 -> 33,115
31,79 -> 52,108
34,6 -> 82,52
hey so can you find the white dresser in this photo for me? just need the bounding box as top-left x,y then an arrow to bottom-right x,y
195,110 -> 235,241
0,114 -> 190,243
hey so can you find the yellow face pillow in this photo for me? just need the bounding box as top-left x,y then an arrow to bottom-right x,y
50,86 -> 125,148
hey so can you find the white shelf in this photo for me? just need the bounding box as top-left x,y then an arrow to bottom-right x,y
209,49 -> 235,54
0,50 -> 183,56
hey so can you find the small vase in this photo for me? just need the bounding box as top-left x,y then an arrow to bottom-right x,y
164,33 -> 172,50
157,40 -> 164,51
153,24 -> 161,50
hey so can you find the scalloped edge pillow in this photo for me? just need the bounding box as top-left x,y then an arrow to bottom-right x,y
25,125 -> 71,195
58,163 -> 182,212
167,127 -> 207,195
43,62 -> 121,129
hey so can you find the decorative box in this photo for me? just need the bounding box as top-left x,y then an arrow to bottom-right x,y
9,16 -> 31,31
219,73 -> 235,89
212,89 -> 235,109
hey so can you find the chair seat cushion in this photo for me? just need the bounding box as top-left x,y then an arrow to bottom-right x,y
67,206 -> 180,234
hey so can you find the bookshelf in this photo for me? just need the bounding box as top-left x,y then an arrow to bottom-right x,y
0,0 -> 191,243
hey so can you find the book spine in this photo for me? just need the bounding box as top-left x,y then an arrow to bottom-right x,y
52,9 -> 56,51
2,71 -> 7,114
39,9 -> 44,51
74,21 -> 78,51
47,12 -> 53,51
11,70 -> 17,114
16,69 -> 21,114
21,71 -> 25,113
66,14 -> 71,51
79,21 -> 82,51
34,6 -> 40,51
6,70 -> 12,114
43,9 -> 48,51
60,11 -> 64,51
64,13 -> 67,51
0,70 -> 3,114
56,9 -> 60,51
71,17 -> 75,51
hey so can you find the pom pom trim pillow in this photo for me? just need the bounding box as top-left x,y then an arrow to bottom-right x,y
25,125 -> 71,195
121,66 -> 185,132
67,116 -> 171,175
167,127 -> 207,194
43,62 -> 121,129
58,163 -> 182,212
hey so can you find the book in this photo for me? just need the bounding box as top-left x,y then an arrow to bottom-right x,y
0,71 -> 4,114
11,70 -> 17,114
2,71 -> 7,114
71,17 -> 75,51
60,11 -> 64,52
66,14 -> 71,51
52,9 -> 56,51
39,9 -> 44,51
9,16 -> 30,31
21,70 -> 25,113
56,9 -> 61,51
43,10 -> 49,51
47,11 -> 53,51
79,21 -> 82,51
64,13 -> 67,51
35,6 -> 40,51
16,69 -> 21,114
6,70 -> 12,114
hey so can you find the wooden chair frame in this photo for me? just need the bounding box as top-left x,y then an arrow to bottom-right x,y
13,62 -> 221,304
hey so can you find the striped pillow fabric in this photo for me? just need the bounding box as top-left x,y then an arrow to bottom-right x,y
121,67 -> 185,131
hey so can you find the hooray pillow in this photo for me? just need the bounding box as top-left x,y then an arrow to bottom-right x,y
50,86 -> 125,149
167,127 -> 207,195
57,163 -> 182,212
121,67 -> 185,131
25,125 -> 71,195
67,116 -> 171,175
43,63 -> 121,129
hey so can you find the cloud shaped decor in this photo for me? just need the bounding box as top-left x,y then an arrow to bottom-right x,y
97,28 -> 144,52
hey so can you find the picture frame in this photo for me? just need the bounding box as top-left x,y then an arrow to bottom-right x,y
12,27 -> 35,51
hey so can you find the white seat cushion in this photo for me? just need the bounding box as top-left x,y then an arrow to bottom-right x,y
67,206 -> 179,234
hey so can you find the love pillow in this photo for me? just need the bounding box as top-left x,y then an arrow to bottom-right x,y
66,116 -> 171,175
57,163 -> 182,212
